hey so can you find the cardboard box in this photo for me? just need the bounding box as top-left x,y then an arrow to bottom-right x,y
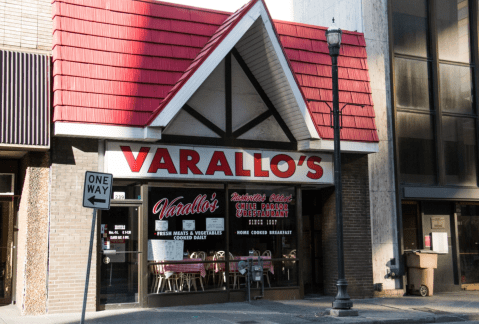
406,251 -> 438,269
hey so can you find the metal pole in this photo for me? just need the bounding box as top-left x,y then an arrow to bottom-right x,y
331,53 -> 352,310
81,208 -> 97,324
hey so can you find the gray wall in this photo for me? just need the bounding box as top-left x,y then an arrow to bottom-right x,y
291,0 -> 400,291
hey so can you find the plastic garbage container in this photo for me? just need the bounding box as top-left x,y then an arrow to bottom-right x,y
406,250 -> 438,297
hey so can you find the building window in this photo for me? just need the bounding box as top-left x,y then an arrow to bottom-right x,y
395,58 -> 431,110
397,112 -> 437,184
443,117 -> 477,185
392,0 -> 428,57
436,0 -> 470,63
392,0 -> 478,188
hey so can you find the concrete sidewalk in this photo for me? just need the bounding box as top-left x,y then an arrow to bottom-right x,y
0,292 -> 478,324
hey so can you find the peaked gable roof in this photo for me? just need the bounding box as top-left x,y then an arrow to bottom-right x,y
52,0 -> 378,143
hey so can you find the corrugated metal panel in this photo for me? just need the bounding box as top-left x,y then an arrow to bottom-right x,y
0,50 -> 50,147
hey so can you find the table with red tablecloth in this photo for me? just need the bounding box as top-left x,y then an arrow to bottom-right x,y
156,258 -> 206,278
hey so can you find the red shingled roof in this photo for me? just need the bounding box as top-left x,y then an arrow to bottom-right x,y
52,0 -> 378,142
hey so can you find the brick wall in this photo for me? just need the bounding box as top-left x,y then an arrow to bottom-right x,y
16,152 -> 50,315
0,0 -> 52,53
321,153 -> 374,298
48,137 -> 98,313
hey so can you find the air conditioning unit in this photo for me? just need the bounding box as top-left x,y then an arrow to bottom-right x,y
0,174 -> 14,195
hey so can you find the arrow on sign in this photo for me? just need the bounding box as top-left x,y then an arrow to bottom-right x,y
88,196 -> 106,205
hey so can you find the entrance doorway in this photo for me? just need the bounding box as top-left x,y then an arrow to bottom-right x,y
0,199 -> 14,304
458,204 -> 479,289
99,206 -> 140,306
302,190 -> 323,295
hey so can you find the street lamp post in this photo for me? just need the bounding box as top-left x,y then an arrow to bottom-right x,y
326,20 -> 353,310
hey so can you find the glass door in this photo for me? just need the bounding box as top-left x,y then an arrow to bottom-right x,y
100,206 -> 140,305
458,205 -> 479,289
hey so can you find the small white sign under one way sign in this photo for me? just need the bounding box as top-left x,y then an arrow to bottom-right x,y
82,171 -> 113,210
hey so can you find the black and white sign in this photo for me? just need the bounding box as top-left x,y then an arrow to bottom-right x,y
182,220 -> 195,231
82,171 -> 113,210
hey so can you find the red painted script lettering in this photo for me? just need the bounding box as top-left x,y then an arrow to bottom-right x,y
152,193 -> 219,220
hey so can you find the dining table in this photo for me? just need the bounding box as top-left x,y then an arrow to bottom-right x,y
160,258 -> 206,278
151,258 -> 206,293
206,256 -> 274,274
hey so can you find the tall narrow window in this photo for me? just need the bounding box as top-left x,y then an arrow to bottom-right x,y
392,0 -> 428,57
395,58 -> 431,110
397,112 -> 437,184
442,117 -> 477,186
437,0 -> 470,63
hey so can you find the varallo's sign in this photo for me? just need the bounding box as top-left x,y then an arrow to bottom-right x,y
106,142 -> 333,184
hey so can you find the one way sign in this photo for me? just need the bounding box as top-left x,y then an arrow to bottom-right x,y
82,171 -> 113,210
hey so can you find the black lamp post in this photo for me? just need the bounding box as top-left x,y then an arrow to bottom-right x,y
326,20 -> 353,310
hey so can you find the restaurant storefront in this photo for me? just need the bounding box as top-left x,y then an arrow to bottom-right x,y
98,142 -> 334,307
49,0 -> 378,313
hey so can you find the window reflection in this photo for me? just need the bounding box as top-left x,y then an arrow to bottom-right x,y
437,0 -> 470,63
392,0 -> 428,57
440,64 -> 473,114
443,117 -> 477,186
397,112 -> 437,184
395,58 -> 431,110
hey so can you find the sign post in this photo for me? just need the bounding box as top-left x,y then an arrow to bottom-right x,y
81,171 -> 112,324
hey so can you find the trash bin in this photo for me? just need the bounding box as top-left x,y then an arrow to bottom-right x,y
406,250 -> 438,297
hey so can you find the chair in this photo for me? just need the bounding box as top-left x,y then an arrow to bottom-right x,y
261,250 -> 272,288
283,250 -> 296,281
185,253 -> 205,292
150,264 -> 162,293
213,251 -> 226,287
253,250 -> 260,256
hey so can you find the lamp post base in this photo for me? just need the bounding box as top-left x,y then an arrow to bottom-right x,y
332,279 -> 353,309
330,309 -> 359,317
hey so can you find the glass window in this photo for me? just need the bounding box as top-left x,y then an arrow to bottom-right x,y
147,186 -> 226,293
392,0 -> 428,57
397,112 -> 437,184
437,0 -> 470,63
0,174 -> 14,194
112,181 -> 141,200
148,187 -> 226,257
439,64 -> 473,114
229,184 -> 297,288
443,116 -> 477,186
395,58 -> 431,110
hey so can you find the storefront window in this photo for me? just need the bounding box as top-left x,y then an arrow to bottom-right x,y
228,184 -> 298,288
147,186 -> 226,293
147,184 -> 298,294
